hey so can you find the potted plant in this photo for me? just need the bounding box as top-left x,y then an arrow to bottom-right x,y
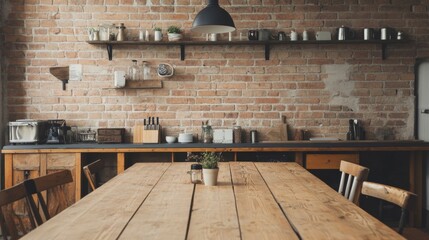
154,27 -> 162,41
186,152 -> 222,186
167,26 -> 183,41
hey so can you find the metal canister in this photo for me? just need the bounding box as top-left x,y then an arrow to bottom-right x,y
250,130 -> 257,143
363,28 -> 374,40
233,126 -> 242,143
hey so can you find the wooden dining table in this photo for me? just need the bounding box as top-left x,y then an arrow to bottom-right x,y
22,162 -> 404,240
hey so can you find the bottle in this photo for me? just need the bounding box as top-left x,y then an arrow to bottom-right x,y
346,119 -> 355,140
116,23 -> 126,41
145,30 -> 150,41
128,60 -> 140,81
141,61 -> 150,80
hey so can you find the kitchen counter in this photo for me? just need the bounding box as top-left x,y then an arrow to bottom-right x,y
3,140 -> 429,152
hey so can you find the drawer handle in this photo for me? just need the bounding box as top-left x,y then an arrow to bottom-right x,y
421,109 -> 429,114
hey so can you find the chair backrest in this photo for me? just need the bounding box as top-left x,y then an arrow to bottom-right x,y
0,182 -> 41,240
83,159 -> 104,191
24,170 -> 74,223
338,160 -> 369,204
361,181 -> 416,234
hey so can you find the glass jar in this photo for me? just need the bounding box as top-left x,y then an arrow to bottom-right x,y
140,61 -> 150,80
128,60 -> 140,81
233,125 -> 242,143
201,125 -> 213,143
188,164 -> 202,184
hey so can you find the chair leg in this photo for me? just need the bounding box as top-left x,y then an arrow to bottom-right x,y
398,208 -> 407,234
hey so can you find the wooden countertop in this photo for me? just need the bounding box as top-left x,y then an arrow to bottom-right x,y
2,140 -> 429,153
21,162 -> 404,240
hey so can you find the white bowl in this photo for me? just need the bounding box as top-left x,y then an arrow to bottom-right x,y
165,136 -> 177,144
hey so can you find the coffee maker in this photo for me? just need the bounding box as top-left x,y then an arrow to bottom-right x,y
47,119 -> 69,144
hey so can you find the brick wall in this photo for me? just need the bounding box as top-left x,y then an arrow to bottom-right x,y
1,0 -> 429,142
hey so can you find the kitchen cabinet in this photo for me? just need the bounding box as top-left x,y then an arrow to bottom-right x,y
5,153 -> 78,230
87,39 -> 409,61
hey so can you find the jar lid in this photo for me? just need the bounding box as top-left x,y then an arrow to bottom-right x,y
191,164 -> 202,170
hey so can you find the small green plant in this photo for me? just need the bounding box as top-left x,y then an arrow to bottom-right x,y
186,152 -> 223,169
167,26 -> 181,34
154,27 -> 161,31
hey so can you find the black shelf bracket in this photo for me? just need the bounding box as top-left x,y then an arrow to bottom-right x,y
180,44 -> 185,61
264,44 -> 270,60
107,44 -> 113,61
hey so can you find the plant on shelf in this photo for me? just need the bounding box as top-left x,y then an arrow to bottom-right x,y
167,25 -> 183,41
154,27 -> 162,41
186,152 -> 223,186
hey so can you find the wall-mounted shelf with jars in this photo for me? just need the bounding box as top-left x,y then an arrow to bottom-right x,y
103,80 -> 163,89
87,39 -> 410,61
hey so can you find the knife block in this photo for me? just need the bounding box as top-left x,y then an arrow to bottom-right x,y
142,128 -> 161,143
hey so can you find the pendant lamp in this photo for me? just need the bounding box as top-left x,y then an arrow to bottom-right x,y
191,0 -> 236,34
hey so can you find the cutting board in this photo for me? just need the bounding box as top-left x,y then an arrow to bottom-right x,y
133,125 -> 144,143
279,116 -> 288,141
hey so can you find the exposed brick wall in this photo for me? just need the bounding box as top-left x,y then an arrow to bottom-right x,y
1,1 -> 429,142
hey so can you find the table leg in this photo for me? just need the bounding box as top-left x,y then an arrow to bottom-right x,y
117,153 -> 125,174
295,152 -> 304,166
75,153 -> 81,201
4,154 -> 13,189
409,151 -> 423,227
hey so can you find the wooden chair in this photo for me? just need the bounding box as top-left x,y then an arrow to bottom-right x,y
338,160 -> 369,204
361,181 -> 416,235
24,170 -> 74,223
0,182 -> 41,240
83,159 -> 104,191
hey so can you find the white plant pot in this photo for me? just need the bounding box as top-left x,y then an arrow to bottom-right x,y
203,168 -> 219,186
167,33 -> 183,41
154,31 -> 163,41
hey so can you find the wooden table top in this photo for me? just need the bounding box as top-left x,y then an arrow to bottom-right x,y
22,162 -> 404,240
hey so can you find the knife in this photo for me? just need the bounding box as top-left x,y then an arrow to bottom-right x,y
144,119 -> 147,130
156,117 -> 159,130
151,117 -> 155,130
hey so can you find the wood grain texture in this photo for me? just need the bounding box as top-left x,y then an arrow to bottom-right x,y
187,163 -> 240,240
305,153 -> 359,169
230,162 -> 299,240
255,162 -> 405,240
118,162 -> 193,240
21,163 -> 170,240
362,182 -> 416,209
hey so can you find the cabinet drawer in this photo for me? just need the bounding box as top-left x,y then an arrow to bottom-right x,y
306,153 -> 359,169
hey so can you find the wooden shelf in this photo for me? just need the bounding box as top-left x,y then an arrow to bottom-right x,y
87,39 -> 410,61
103,80 -> 162,89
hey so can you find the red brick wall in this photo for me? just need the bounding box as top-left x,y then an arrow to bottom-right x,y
2,1 -> 429,142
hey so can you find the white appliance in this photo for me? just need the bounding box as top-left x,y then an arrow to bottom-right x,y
9,120 -> 49,144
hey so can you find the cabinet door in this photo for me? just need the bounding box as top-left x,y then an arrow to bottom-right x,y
46,153 -> 76,217
11,154 -> 41,233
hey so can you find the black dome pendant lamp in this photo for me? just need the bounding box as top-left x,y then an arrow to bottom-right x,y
191,0 -> 236,34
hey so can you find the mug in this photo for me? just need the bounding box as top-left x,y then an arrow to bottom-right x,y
290,30 -> 298,41
248,30 -> 258,41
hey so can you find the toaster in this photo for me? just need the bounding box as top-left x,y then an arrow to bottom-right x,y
9,120 -> 49,144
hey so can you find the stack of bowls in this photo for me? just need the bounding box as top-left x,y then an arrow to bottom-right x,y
178,133 -> 193,143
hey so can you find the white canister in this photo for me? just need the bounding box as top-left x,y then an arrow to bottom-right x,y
290,30 -> 298,41
145,30 -> 150,41
303,30 -> 308,41
154,30 -> 162,41
139,29 -> 145,41
209,33 -> 217,41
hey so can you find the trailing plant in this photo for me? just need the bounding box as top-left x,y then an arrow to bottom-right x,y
154,27 -> 161,31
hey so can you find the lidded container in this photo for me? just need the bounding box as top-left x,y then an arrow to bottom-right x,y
188,164 -> 203,184
201,124 -> 213,143
99,24 -> 116,41
128,60 -> 140,81
140,61 -> 150,80
233,125 -> 242,143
